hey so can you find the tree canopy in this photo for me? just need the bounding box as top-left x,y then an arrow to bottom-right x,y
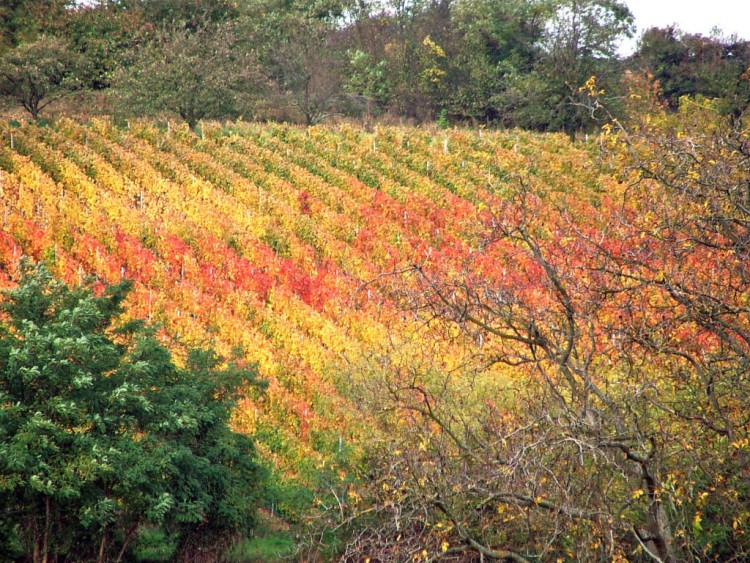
0,35 -> 86,119
113,22 -> 265,130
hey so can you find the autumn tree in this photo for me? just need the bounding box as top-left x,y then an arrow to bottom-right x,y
339,93 -> 750,561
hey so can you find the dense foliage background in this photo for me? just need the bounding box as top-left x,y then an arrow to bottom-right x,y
0,0 -> 749,132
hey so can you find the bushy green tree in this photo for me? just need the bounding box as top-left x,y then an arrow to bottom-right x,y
0,35 -> 86,119
448,0 -> 548,123
113,22 -> 265,130
636,26 -> 750,119
0,262 -> 265,562
346,49 -> 393,119
244,0 -> 352,124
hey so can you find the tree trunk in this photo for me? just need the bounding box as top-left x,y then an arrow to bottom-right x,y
42,496 -> 51,563
641,466 -> 677,562
115,523 -> 139,563
566,123 -> 577,143
97,526 -> 108,563
645,501 -> 676,563
33,525 -> 41,563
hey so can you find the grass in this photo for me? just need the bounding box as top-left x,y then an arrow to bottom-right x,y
228,534 -> 297,562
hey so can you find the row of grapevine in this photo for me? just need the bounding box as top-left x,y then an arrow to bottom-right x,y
0,117 -> 609,521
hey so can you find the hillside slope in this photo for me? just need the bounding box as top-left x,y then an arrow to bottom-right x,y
0,117 -> 612,518
3,113 -> 750,561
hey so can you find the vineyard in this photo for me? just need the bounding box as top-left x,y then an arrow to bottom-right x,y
1,108 -> 750,561
0,118 -> 588,501
0,123 -> 582,453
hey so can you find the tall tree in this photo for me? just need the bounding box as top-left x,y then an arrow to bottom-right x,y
64,2 -> 144,91
448,0 -> 548,122
533,0 -> 633,137
243,0 -> 352,124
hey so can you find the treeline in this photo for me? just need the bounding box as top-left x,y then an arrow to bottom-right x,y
1,0 -> 749,135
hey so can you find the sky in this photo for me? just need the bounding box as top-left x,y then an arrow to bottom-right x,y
620,0 -> 750,55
